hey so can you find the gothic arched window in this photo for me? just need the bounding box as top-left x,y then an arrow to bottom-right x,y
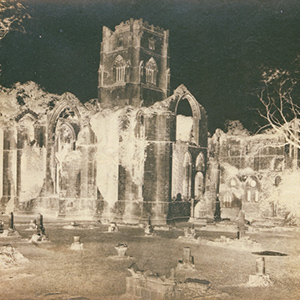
223,191 -> 233,208
196,153 -> 205,172
148,37 -> 155,50
246,177 -> 259,202
139,61 -> 144,80
194,172 -> 204,199
56,122 -> 76,153
145,57 -> 157,85
182,152 -> 192,198
114,55 -> 126,83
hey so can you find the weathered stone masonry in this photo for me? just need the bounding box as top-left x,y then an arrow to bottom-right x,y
3,19 -> 298,224
0,19 -> 208,225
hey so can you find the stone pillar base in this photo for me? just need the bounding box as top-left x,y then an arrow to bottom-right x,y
70,242 -> 83,251
150,217 -> 167,226
247,274 -> 272,287
189,217 -> 207,226
122,215 -> 141,225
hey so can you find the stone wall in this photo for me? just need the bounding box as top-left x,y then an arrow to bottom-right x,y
0,20 -> 209,225
126,247 -> 211,300
209,128 -> 298,221
126,276 -> 175,300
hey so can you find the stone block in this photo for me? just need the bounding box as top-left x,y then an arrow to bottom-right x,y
140,287 -> 151,300
70,242 -> 83,251
126,280 -> 134,295
138,278 -> 146,288
135,286 -> 142,297
155,282 -> 171,295
248,274 -> 272,287
145,279 -> 160,291
256,257 -> 266,275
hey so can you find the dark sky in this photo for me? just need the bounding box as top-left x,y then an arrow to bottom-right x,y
1,0 -> 300,133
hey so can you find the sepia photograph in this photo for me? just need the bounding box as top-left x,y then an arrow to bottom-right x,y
0,0 -> 300,299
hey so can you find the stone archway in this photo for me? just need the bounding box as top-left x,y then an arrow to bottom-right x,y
175,92 -> 201,145
55,121 -> 79,198
42,98 -> 83,215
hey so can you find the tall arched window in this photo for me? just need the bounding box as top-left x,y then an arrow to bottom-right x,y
148,37 -> 155,50
114,55 -> 126,83
245,177 -> 259,202
183,152 -> 192,198
145,57 -> 157,85
54,120 -> 77,196
194,172 -> 204,199
55,122 -> 76,153
139,61 -> 144,81
223,191 -> 233,208
196,153 -> 205,172
18,114 -> 35,147
220,176 -> 242,208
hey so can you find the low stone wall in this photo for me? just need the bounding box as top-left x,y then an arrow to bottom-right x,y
126,247 -> 211,300
126,276 -> 175,300
126,275 -> 211,300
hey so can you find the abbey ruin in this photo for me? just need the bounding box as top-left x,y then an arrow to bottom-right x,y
0,19 -> 298,224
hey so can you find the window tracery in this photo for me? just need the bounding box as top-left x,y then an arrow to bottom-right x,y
114,55 -> 126,83
145,57 -> 157,85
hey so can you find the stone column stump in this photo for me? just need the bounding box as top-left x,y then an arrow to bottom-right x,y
248,257 -> 272,287
70,236 -> 83,251
115,243 -> 128,257
237,210 -> 245,239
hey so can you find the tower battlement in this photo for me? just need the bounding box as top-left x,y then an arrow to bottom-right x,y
103,19 -> 167,39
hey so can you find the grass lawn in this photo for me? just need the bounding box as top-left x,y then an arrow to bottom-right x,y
0,218 -> 300,300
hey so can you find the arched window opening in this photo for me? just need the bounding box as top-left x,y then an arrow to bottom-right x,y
54,158 -> 60,194
275,175 -> 281,187
182,152 -> 192,199
148,37 -> 155,50
166,68 -> 170,89
18,115 -> 35,147
176,99 -> 194,142
222,176 -> 243,208
139,61 -> 144,80
117,36 -> 123,48
246,189 -> 259,202
245,177 -> 260,202
221,190 -> 241,208
196,153 -> 205,172
76,172 -> 81,198
177,99 -> 193,117
195,172 -> 204,200
55,121 -> 76,155
59,107 -> 75,119
145,57 -> 157,85
223,191 -> 233,208
114,55 -> 126,83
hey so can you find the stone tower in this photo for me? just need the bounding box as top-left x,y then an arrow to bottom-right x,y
98,19 -> 170,108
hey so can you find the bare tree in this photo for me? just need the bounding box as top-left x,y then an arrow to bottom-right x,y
0,1 -> 30,41
258,56 -> 300,149
0,1 -> 31,76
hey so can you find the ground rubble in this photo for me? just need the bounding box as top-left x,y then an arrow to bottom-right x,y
125,247 -> 224,300
0,244 -> 29,269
